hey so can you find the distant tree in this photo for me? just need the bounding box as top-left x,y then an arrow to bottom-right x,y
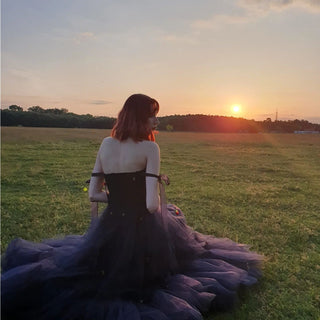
28,106 -> 45,112
8,105 -> 23,112
166,124 -> 173,132
2,108 -> 319,132
45,108 -> 68,114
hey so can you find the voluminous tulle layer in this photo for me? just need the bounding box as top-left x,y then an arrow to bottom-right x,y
2,204 -> 263,320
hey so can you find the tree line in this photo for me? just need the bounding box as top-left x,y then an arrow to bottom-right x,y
1,105 -> 115,129
1,105 -> 320,133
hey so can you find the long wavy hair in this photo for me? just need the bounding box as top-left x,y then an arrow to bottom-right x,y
111,94 -> 159,142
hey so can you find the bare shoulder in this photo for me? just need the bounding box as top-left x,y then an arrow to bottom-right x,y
140,140 -> 160,153
100,136 -> 118,147
102,136 -> 117,144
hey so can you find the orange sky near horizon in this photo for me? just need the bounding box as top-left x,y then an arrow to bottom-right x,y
2,0 -> 320,123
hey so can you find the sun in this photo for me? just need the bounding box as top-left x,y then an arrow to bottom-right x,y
231,104 -> 241,114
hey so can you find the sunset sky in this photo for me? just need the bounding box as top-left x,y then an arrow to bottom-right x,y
2,0 -> 320,123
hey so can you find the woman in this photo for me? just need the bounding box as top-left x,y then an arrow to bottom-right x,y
2,94 -> 263,320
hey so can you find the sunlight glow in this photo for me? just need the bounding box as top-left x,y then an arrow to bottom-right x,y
232,105 -> 241,114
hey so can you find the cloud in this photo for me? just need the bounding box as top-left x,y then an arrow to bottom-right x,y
73,32 -> 96,44
159,33 -> 197,45
89,100 -> 112,105
238,0 -> 320,13
79,32 -> 95,39
192,0 -> 320,30
191,13 -> 253,30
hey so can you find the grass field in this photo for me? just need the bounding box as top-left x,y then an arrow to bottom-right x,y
1,127 -> 320,320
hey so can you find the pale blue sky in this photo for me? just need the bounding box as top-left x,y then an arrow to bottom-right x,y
2,0 -> 320,122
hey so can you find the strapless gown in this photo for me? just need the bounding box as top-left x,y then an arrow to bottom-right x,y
1,170 -> 263,320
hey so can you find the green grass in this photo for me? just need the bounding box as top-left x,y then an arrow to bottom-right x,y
2,127 -> 320,319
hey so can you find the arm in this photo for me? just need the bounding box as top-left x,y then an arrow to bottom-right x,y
145,142 -> 160,213
89,147 -> 108,203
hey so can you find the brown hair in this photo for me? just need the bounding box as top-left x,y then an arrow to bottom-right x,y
111,94 -> 159,142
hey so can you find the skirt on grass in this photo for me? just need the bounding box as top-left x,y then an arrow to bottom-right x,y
2,171 -> 263,320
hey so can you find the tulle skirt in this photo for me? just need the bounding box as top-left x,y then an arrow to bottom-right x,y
2,204 -> 263,320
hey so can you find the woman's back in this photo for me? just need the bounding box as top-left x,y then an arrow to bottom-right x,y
98,137 -> 155,174
91,136 -> 161,213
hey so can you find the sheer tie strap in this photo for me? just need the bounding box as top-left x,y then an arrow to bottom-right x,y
87,172 -> 105,183
91,172 -> 105,177
144,173 -> 170,185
